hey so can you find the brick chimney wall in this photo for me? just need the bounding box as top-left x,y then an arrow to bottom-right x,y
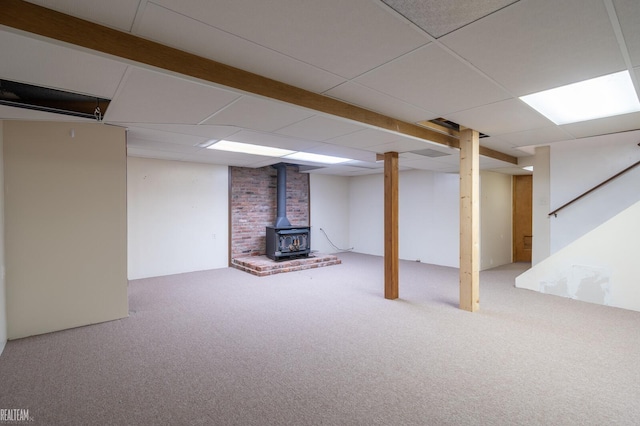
230,165 -> 309,259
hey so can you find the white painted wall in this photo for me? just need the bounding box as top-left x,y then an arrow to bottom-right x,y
516,200 -> 640,312
309,174 -> 350,254
480,171 -> 512,270
0,122 -> 6,354
348,169 -> 512,269
4,121 -> 128,339
549,131 -> 640,253
532,146 -> 550,265
349,173 -> 384,256
127,157 -> 228,279
348,170 -> 512,269
399,170 -> 459,267
348,170 -> 460,267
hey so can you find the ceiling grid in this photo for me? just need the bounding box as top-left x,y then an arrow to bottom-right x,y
0,0 -> 637,175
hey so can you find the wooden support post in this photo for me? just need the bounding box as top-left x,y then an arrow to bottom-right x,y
459,128 -> 479,312
384,151 -> 399,300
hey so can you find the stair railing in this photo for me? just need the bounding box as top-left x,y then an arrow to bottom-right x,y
548,159 -> 640,217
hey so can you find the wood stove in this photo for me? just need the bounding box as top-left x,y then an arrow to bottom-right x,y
265,163 -> 311,261
265,226 -> 311,260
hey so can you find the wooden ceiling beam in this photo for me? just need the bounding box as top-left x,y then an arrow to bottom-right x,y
0,0 -> 517,165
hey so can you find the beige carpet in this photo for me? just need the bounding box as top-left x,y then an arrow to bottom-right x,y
0,252 -> 639,425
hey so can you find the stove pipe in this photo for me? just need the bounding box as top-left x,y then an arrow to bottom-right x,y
273,163 -> 291,228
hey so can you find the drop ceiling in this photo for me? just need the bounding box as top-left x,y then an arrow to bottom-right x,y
0,0 -> 638,176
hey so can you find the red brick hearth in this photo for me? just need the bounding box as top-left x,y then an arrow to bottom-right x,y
229,165 -> 340,275
231,253 -> 341,277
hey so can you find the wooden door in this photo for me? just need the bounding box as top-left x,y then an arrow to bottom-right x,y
513,175 -> 532,262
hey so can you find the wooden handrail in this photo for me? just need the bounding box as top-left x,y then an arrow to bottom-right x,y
549,160 -> 640,217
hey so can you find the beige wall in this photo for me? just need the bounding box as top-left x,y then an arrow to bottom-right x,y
480,171 -> 512,270
532,146 -> 551,265
4,121 -> 128,339
127,157 -> 228,279
310,174 -> 350,254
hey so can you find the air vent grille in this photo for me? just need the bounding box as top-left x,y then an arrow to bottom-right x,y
411,148 -> 451,158
0,79 -> 110,120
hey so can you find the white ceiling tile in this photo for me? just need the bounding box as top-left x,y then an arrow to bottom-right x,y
7,0 -> 636,176
399,157 -> 459,172
497,126 -> 575,148
0,30 -> 128,99
150,0 -> 429,79
125,126 -> 208,147
180,149 -> 275,167
276,116 -> 364,141
479,156 -> 514,169
380,0 -> 518,38
299,144 -> 377,162
444,98 -> 553,136
475,136 -> 517,153
484,143 -> 530,159
488,166 -> 533,176
25,0 -> 140,32
113,123 -> 242,140
399,151 -> 511,172
560,111 -> 640,139
614,0 -> 640,67
243,158 -> 286,169
411,152 -> 460,165
367,136 -> 458,154
355,44 -> 510,115
441,0 -> 626,96
346,160 -> 385,170
324,82 -> 438,123
325,129 -> 401,149
127,138 -> 202,154
305,164 -> 384,176
302,166 -> 346,176
104,68 -> 240,124
136,3 -> 345,93
202,96 -> 313,132
226,130 -> 319,151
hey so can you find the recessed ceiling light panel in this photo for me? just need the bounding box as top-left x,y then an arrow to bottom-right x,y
283,152 -> 351,164
520,71 -> 640,125
207,140 -> 294,157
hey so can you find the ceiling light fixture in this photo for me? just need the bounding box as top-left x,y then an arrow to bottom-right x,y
204,140 -> 354,164
196,139 -> 218,148
522,165 -> 533,172
283,152 -> 351,164
520,71 -> 640,125
207,140 -> 294,157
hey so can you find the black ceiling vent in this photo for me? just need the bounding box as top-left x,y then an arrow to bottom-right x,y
0,79 -> 110,120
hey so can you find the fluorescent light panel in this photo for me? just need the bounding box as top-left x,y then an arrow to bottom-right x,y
206,140 -> 353,164
284,152 -> 351,164
207,140 -> 294,157
520,71 -> 640,125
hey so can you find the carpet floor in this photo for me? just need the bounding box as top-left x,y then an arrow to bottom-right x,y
0,252 -> 639,425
